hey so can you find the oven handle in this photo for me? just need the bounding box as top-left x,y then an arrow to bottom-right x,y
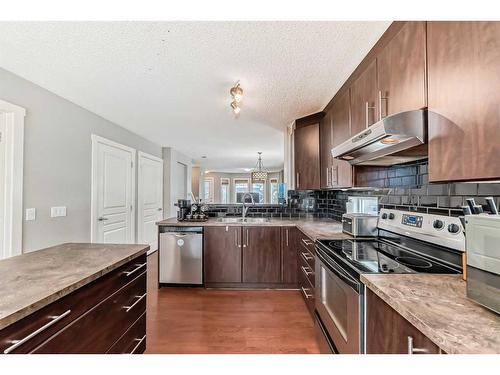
316,246 -> 360,293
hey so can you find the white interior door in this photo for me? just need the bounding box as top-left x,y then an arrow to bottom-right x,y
138,152 -> 163,253
91,135 -> 136,244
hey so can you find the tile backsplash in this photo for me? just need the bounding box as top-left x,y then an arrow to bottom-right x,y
202,160 -> 500,221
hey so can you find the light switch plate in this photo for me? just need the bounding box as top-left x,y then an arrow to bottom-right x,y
50,206 -> 67,218
25,208 -> 36,221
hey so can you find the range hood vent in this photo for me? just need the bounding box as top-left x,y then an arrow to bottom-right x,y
331,110 -> 427,166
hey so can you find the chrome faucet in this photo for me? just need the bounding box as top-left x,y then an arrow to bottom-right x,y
242,192 -> 255,218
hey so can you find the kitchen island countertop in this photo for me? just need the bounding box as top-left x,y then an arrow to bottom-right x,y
0,243 -> 149,330
156,217 -> 351,241
361,273 -> 500,354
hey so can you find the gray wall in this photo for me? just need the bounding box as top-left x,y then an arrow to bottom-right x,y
0,68 -> 162,252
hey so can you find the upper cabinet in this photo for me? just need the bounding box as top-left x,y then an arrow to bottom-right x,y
427,21 -> 500,182
331,91 -> 353,188
377,21 -> 427,116
319,109 -> 334,189
294,113 -> 322,190
350,59 -> 378,135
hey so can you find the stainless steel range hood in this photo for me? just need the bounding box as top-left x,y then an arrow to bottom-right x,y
331,109 -> 427,166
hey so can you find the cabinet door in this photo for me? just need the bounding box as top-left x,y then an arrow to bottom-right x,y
204,226 -> 242,283
377,21 -> 427,117
242,226 -> 281,283
281,227 -> 298,285
294,123 -> 320,190
319,110 -> 333,188
366,289 -> 440,354
331,90 -> 353,188
427,21 -> 500,182
350,59 -> 378,135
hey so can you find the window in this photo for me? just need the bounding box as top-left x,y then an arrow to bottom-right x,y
252,182 -> 265,204
204,177 -> 214,203
270,178 -> 279,204
220,178 -> 230,204
233,178 -> 250,203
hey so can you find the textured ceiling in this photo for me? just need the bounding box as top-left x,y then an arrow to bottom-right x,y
0,21 -> 390,171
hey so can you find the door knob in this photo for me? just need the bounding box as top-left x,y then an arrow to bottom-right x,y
97,217 -> 108,221
157,208 -> 163,211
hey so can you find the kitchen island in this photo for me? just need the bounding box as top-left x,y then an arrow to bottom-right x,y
0,243 -> 149,354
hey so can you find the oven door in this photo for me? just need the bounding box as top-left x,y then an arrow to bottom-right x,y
315,247 -> 362,354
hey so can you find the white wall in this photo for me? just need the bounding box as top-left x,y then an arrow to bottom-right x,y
162,147 -> 193,219
0,67 -> 162,252
284,122 -> 295,190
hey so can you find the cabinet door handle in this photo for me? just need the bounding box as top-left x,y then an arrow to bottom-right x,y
326,167 -> 330,187
124,263 -> 147,277
285,229 -> 289,246
365,101 -> 376,127
301,287 -> 313,299
246,229 -> 249,247
378,90 -> 388,121
301,265 -> 314,276
296,172 -> 300,189
123,293 -> 147,312
301,252 -> 314,262
407,336 -> 429,354
131,334 -> 147,354
3,310 -> 72,354
234,229 -> 241,248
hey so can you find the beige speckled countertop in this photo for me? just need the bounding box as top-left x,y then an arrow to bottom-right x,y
361,274 -> 500,354
0,243 -> 149,330
157,217 -> 351,241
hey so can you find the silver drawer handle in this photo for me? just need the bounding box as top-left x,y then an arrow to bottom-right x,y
301,265 -> 314,276
407,336 -> 429,354
301,252 -> 314,261
131,334 -> 147,354
301,238 -> 313,246
123,293 -> 147,312
124,263 -> 147,277
3,310 -> 72,354
301,287 -> 313,299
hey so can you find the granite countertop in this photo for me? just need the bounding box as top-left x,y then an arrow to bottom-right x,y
157,217 -> 351,241
361,274 -> 500,354
0,243 -> 149,331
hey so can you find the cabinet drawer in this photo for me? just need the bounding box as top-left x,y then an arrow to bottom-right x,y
0,253 -> 147,354
298,233 -> 315,254
298,244 -> 315,270
107,313 -> 146,354
298,251 -> 315,287
298,266 -> 315,316
32,271 -> 146,354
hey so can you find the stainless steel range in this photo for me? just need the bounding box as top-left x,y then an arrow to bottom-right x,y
314,208 -> 465,354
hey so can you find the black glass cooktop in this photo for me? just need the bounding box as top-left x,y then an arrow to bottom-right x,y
316,238 -> 461,275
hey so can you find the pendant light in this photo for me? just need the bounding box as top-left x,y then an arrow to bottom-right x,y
229,82 -> 243,114
251,152 -> 268,182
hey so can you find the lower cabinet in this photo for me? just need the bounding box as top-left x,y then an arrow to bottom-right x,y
0,254 -> 147,354
203,225 -> 298,287
297,230 -> 316,317
366,289 -> 440,354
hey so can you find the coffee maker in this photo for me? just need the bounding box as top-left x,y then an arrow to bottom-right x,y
175,199 -> 191,221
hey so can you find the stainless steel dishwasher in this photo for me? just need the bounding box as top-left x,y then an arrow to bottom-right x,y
159,226 -> 203,286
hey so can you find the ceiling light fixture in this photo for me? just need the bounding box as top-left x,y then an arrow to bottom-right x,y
230,82 -> 243,115
251,152 -> 268,182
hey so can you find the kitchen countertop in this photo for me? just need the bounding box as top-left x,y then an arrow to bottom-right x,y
157,217 -> 351,241
0,243 -> 149,331
361,274 -> 500,354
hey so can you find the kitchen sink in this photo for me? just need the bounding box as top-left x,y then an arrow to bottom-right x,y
216,217 -> 271,223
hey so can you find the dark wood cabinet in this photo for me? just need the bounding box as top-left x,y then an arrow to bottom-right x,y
427,21 -> 500,182
319,109 -> 334,188
350,59 -> 378,135
366,289 -> 440,354
294,116 -> 321,190
331,90 -> 353,188
204,226 -> 242,283
297,230 -> 316,317
0,254 -> 147,354
377,21 -> 427,117
242,226 -> 281,283
281,227 -> 298,285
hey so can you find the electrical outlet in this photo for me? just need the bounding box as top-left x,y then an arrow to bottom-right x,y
25,208 -> 36,221
50,206 -> 67,218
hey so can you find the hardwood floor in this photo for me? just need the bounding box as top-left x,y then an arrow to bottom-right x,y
145,251 -> 320,354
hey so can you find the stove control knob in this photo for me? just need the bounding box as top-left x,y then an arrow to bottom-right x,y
381,213 -> 388,219
388,213 -> 395,220
433,219 -> 444,230
448,223 -> 461,234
